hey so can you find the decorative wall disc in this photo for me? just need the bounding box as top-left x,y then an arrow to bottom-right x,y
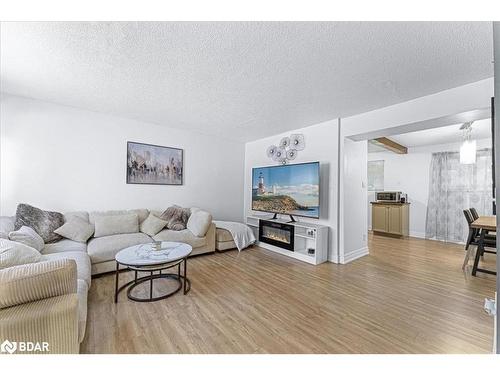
267,145 -> 277,158
286,149 -> 297,160
289,134 -> 305,151
266,134 -> 305,164
280,137 -> 291,148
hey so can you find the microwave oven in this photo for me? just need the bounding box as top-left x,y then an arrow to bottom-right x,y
376,191 -> 403,202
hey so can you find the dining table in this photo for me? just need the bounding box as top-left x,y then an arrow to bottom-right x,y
471,215 -> 497,276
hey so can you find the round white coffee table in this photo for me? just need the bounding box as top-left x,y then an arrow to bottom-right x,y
114,241 -> 192,303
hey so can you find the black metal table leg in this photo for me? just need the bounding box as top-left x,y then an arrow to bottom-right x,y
150,271 -> 154,299
114,262 -> 119,303
184,257 -> 187,294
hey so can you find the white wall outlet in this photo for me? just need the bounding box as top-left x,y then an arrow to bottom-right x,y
484,297 -> 496,316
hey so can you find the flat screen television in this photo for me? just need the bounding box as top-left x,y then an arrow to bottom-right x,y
252,162 -> 320,219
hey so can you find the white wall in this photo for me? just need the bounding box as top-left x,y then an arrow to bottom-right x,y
341,138 -> 368,263
367,139 -> 492,239
0,95 -> 245,220
243,119 -> 339,262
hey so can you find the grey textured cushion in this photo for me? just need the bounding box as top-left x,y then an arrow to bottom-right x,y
93,213 -> 139,238
0,239 -> 42,269
42,239 -> 87,255
42,251 -> 91,287
14,203 -> 64,243
187,210 -> 212,237
140,213 -> 168,236
8,226 -> 45,252
54,216 -> 94,243
87,233 -> 152,264
153,229 -> 206,248
160,205 -> 190,231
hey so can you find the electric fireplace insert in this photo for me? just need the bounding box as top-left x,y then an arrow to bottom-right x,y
259,220 -> 294,251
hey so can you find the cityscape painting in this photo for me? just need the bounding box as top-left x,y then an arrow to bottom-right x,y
127,141 -> 183,185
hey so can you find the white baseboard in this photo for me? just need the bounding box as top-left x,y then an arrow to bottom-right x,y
409,231 -> 426,239
369,227 -> 427,240
341,246 -> 369,264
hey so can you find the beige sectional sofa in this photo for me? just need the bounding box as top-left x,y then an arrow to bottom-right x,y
216,227 -> 237,251
0,207 -> 215,353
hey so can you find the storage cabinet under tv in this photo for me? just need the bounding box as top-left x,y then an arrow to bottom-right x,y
246,215 -> 328,265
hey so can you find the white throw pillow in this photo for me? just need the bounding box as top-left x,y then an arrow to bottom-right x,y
8,226 -> 45,252
54,216 -> 95,243
140,213 -> 168,236
93,213 -> 139,238
187,210 -> 212,237
0,239 -> 42,269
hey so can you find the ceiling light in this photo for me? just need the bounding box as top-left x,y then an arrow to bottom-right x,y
459,122 -> 476,165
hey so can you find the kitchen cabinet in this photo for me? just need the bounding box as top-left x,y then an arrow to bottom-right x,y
370,202 -> 409,237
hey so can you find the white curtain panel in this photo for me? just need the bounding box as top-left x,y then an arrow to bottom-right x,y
426,149 -> 493,243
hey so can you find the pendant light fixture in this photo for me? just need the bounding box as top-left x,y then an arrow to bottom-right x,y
459,121 -> 476,164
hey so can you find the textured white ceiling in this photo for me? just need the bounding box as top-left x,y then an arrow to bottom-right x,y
0,22 -> 494,142
368,118 -> 492,152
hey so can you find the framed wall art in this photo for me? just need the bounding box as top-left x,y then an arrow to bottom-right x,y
126,141 -> 183,185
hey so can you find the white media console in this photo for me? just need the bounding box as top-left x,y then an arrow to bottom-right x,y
246,214 -> 328,265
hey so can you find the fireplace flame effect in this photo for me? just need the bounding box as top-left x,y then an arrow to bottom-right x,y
262,231 -> 290,244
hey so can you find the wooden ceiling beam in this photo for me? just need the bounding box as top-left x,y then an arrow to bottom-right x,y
373,137 -> 408,154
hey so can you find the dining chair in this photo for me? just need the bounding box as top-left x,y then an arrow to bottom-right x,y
463,209 -> 477,251
462,209 -> 477,269
470,207 -> 479,221
462,209 -> 496,270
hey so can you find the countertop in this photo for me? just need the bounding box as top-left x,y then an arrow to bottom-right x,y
370,201 -> 410,205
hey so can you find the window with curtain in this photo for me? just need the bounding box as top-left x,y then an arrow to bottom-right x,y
425,148 -> 493,243
368,160 -> 384,191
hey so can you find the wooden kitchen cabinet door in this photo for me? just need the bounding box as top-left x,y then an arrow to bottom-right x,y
372,204 -> 388,232
387,205 -> 402,235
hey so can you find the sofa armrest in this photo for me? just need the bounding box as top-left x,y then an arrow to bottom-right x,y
0,259 -> 77,309
0,293 -> 80,354
205,223 -> 216,249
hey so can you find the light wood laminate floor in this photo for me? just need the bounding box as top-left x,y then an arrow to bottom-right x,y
81,233 -> 496,354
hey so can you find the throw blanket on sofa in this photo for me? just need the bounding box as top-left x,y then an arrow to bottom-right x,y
213,221 -> 256,251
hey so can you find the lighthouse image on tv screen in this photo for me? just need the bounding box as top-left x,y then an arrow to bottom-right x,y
252,162 -> 320,218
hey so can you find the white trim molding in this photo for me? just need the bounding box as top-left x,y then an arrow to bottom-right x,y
341,246 -> 369,264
